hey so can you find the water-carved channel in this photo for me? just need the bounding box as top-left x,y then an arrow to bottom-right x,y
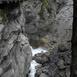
29,47 -> 47,77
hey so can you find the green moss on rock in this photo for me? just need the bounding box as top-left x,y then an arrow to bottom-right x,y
39,0 -> 49,19
41,0 -> 48,8
0,9 -> 8,23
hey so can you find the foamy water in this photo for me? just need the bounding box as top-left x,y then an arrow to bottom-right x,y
30,47 -> 47,56
29,60 -> 39,77
29,47 -> 47,77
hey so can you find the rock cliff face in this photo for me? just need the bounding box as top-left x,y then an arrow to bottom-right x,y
22,0 -> 56,48
32,0 -> 73,77
34,43 -> 71,77
0,1 -> 32,77
21,0 -> 72,49
0,0 -> 73,77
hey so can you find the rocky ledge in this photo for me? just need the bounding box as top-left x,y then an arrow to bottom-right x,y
34,43 -> 71,77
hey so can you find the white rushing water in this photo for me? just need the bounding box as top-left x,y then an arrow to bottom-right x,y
29,47 -> 47,77
29,60 -> 39,77
31,47 -> 47,56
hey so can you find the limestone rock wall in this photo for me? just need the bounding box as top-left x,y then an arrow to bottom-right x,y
0,1 -> 32,77
32,0 -> 73,77
0,0 -> 73,77
21,0 -> 56,48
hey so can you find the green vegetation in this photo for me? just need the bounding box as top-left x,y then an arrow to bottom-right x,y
0,9 -> 7,23
39,0 -> 49,19
41,0 -> 48,9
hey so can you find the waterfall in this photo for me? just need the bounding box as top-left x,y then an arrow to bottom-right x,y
29,47 -> 47,77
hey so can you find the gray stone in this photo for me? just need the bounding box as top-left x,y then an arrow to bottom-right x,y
0,1 -> 32,77
57,59 -> 66,69
40,73 -> 49,77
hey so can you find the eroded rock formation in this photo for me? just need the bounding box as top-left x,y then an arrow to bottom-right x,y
0,1 -> 32,77
0,0 -> 73,77
32,0 -> 73,77
34,43 -> 71,77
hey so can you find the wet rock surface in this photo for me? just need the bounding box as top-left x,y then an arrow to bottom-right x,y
34,43 -> 71,77
33,52 -> 49,64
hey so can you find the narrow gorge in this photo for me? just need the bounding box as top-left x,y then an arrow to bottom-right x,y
0,0 -> 73,77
